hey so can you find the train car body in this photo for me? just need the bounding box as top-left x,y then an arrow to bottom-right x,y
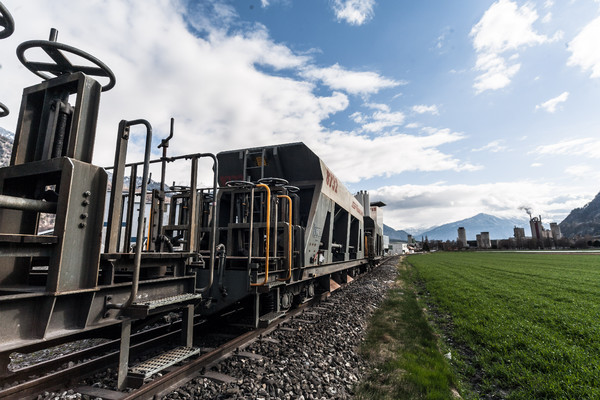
195,143 -> 378,325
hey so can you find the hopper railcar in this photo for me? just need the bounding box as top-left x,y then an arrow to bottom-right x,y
194,143 -> 385,326
0,5 -> 385,389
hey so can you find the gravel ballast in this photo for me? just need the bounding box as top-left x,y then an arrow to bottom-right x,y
164,258 -> 398,400
28,257 -> 399,400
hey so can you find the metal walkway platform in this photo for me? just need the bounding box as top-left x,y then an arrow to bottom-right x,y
127,346 -> 200,387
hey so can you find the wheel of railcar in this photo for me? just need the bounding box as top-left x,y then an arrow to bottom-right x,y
225,180 -> 255,188
0,101 -> 8,118
0,2 -> 15,39
257,177 -> 289,187
17,30 -> 116,92
280,291 -> 293,310
307,282 -> 315,298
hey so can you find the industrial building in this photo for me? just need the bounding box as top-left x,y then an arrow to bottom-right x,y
480,232 -> 491,249
457,227 -> 468,248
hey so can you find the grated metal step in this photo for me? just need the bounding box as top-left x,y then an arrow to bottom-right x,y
133,293 -> 202,310
127,293 -> 202,318
128,346 -> 200,383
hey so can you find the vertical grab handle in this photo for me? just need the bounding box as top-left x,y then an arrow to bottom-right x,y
108,119 -> 152,310
277,195 -> 292,282
251,184 -> 271,287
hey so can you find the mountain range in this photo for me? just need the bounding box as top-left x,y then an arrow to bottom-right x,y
559,192 -> 600,238
385,213 -> 530,241
383,224 -> 410,241
416,213 -> 529,241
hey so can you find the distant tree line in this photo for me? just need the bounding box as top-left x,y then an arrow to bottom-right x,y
418,235 -> 600,251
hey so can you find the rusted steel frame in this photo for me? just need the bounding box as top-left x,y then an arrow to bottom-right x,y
251,184 -> 270,287
277,195 -> 292,282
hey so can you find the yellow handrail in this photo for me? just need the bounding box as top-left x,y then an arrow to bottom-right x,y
251,183 -> 271,287
277,195 -> 292,282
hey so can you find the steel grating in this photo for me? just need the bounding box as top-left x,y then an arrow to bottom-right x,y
133,293 -> 202,310
128,346 -> 200,379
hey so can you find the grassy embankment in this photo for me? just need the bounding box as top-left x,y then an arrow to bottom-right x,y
355,258 -> 458,400
407,252 -> 600,399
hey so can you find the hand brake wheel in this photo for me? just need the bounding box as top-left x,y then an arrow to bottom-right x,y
0,2 -> 15,40
257,177 -> 289,187
0,101 -> 8,118
16,29 -> 116,92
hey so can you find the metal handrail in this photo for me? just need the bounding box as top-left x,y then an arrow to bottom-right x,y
193,153 -> 219,294
251,184 -> 270,287
277,195 -> 292,282
108,119 -> 152,310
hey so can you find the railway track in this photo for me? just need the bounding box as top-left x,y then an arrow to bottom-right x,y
0,292 -> 328,400
0,257 -> 399,400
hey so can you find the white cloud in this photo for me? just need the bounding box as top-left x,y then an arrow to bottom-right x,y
361,111 -> 406,132
531,162 -> 543,167
301,63 -> 402,95
535,91 -> 569,113
350,111 -> 366,123
371,181 -> 593,229
565,164 -> 593,176
405,122 -> 421,129
317,128 -> 480,183
331,0 -> 375,26
471,0 -> 549,54
261,0 -> 270,7
412,104 -> 439,115
472,140 -> 508,153
365,102 -> 390,112
470,0 -> 560,93
567,16 -> 600,78
534,138 -> 600,158
542,12 -> 552,23
0,0 -> 475,189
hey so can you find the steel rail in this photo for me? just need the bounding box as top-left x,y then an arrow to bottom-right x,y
2,258 -> 389,399
0,318 -> 195,387
0,318 -> 208,400
120,293 -> 329,400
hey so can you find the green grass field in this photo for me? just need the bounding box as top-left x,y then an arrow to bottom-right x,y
407,252 -> 600,399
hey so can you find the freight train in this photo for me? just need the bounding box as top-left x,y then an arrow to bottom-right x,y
0,3 -> 385,389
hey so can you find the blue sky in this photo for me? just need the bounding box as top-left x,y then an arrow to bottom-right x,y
1,0 -> 600,230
